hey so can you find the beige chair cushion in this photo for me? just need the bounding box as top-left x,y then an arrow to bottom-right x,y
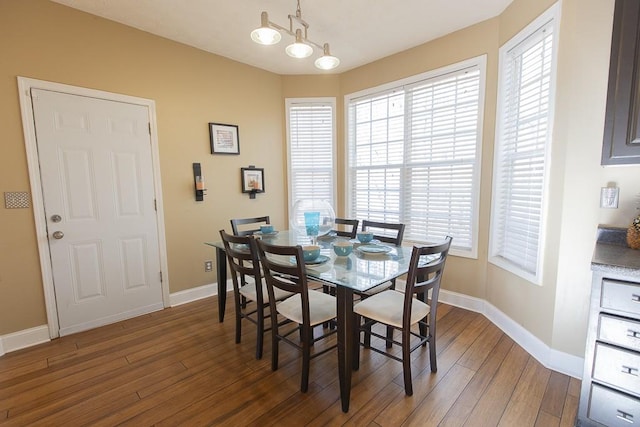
361,281 -> 393,296
276,290 -> 336,326
354,289 -> 429,329
239,282 -> 292,303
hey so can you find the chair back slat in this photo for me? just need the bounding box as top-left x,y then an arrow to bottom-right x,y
334,218 -> 359,239
230,216 -> 270,236
361,220 -> 405,245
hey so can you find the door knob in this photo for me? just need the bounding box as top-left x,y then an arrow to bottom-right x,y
51,214 -> 62,223
52,231 -> 64,240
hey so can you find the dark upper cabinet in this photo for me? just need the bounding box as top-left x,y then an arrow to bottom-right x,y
601,0 -> 640,165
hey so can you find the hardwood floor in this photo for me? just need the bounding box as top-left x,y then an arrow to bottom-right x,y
0,296 -> 579,426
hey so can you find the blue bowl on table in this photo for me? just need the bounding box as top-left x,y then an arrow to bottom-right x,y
260,225 -> 274,234
333,241 -> 353,257
356,231 -> 374,243
302,245 -> 321,262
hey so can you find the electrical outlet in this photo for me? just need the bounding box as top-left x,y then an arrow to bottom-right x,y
204,260 -> 213,272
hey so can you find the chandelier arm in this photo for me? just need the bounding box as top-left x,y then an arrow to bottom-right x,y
267,20 -> 294,37
302,38 -> 324,51
288,14 -> 309,30
266,19 -> 326,52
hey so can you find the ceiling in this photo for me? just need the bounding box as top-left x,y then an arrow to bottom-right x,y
51,0 -> 514,75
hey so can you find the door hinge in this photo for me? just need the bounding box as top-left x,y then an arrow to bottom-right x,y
148,122 -> 151,135
154,199 -> 157,211
160,271 -> 163,282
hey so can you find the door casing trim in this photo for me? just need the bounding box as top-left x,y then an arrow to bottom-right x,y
17,76 -> 170,339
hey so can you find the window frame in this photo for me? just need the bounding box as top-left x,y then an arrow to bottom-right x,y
285,97 -> 337,219
344,56 -> 487,258
488,3 -> 560,285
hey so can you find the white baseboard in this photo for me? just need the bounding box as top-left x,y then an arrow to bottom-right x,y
169,282 -> 217,307
1,282 -> 584,378
0,325 -> 50,355
439,289 -> 583,379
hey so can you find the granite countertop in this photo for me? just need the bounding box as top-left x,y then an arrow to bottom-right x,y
592,226 -> 640,278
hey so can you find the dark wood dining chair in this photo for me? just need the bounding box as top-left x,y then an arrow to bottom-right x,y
230,216 -> 270,236
334,218 -> 359,239
357,220 -> 407,298
256,239 -> 337,392
361,219 -> 405,245
336,220 -> 408,337
219,230 -> 291,359
353,236 -> 452,396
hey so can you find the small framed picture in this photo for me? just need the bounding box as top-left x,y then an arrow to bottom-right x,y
209,122 -> 240,155
241,167 -> 265,194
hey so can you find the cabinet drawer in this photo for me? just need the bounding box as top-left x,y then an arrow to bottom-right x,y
589,383 -> 640,426
599,314 -> 640,352
593,343 -> 640,396
601,279 -> 640,317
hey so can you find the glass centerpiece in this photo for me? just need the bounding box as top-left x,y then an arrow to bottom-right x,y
290,199 -> 336,244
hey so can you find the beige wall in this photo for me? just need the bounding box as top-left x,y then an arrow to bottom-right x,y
0,0 -> 285,334
2,0 -> 638,360
552,0 -> 640,355
487,0 -> 560,349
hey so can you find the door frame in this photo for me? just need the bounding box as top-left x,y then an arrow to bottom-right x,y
17,77 -> 170,339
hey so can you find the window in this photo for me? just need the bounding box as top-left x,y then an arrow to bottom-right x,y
489,4 -> 559,284
286,98 -> 336,213
346,57 -> 485,257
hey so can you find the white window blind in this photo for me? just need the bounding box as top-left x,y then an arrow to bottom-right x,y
490,5 -> 558,284
286,99 -> 336,210
347,58 -> 485,256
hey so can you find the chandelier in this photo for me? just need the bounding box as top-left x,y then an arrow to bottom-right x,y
250,0 -> 340,71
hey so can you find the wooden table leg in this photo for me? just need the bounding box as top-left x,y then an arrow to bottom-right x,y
215,247 -> 227,322
336,286 -> 354,413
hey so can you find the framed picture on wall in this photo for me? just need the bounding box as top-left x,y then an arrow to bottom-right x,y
241,167 -> 265,194
209,122 -> 240,154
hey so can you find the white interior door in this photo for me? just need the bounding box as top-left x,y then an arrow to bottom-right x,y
31,88 -> 164,336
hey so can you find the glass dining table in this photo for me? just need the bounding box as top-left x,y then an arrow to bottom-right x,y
205,230 -> 415,413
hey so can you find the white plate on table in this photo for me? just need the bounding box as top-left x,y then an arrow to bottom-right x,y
356,244 -> 392,254
254,230 -> 279,237
304,254 -> 330,265
349,238 -> 381,245
317,232 -> 337,241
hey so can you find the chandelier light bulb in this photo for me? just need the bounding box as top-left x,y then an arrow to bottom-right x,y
315,43 -> 340,70
286,29 -> 313,58
250,12 -> 281,45
315,55 -> 340,70
251,27 -> 281,45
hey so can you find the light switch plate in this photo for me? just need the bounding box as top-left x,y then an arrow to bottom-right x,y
600,187 -> 619,209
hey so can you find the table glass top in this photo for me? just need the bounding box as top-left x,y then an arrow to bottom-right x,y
206,230 -> 416,293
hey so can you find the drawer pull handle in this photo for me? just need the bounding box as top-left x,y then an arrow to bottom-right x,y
616,409 -> 634,423
628,329 -> 640,339
632,294 -> 640,303
622,365 -> 639,376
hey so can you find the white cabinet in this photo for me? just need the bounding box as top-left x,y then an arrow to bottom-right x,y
579,275 -> 640,426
